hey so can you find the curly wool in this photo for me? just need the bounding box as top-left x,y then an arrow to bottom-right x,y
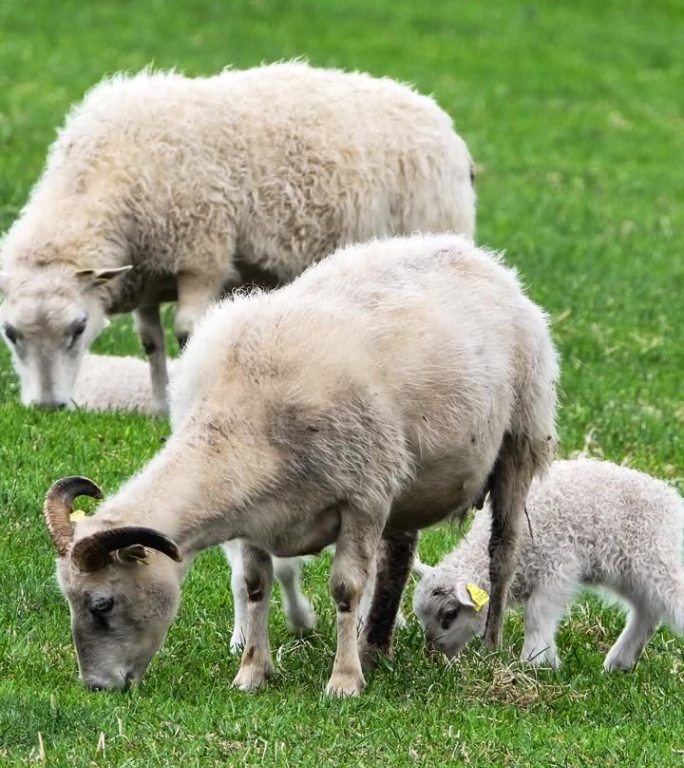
71,354 -> 177,413
414,458 -> 684,668
3,61 -> 475,287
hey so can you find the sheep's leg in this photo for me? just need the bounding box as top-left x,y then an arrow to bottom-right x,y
603,599 -> 661,672
273,556 -> 316,635
359,530 -> 417,669
326,505 -> 386,697
220,541 -> 249,653
232,544 -> 274,692
133,304 -> 169,414
521,581 -> 574,668
484,433 -> 538,649
175,271 -> 224,350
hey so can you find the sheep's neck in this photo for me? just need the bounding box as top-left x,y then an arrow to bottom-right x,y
96,430 -> 257,556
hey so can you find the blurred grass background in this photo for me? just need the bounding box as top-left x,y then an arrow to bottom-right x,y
0,0 -> 682,765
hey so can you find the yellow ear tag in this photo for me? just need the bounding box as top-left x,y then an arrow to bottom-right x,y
69,510 -> 87,522
466,583 -> 489,612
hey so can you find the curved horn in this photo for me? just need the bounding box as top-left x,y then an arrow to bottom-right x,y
44,476 -> 103,556
71,527 -> 182,572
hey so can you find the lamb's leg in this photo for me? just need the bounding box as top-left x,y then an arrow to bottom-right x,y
359,530 -> 417,669
522,581 -> 573,668
484,433 -> 538,649
326,505 -> 386,697
133,304 -> 169,414
232,544 -> 274,692
175,271 -> 225,350
221,541 -> 249,653
273,556 -> 316,635
604,600 -> 661,672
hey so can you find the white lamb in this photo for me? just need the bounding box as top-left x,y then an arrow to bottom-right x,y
414,458 -> 684,671
70,352 -> 316,647
0,61 -> 475,412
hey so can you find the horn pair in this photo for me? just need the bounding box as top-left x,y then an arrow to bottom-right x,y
43,476 -> 182,572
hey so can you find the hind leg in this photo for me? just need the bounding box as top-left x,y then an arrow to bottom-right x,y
359,531 -> 418,668
604,599 -> 661,672
485,434 -> 539,649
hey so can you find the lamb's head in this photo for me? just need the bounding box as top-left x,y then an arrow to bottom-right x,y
0,265 -> 130,408
413,565 -> 489,657
44,477 -> 183,691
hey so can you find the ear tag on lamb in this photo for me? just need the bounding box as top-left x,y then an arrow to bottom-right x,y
466,583 -> 489,612
69,509 -> 87,522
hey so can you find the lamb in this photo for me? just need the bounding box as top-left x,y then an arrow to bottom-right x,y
71,353 -> 178,413
0,61 -> 476,412
413,458 -> 684,671
70,353 -> 317,645
43,233 -> 558,696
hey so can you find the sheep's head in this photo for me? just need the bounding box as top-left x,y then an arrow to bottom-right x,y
413,565 -> 488,658
0,265 -> 130,409
44,477 -> 183,691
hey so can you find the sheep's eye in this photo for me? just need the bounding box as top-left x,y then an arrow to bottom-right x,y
441,608 -> 459,629
4,324 -> 19,345
90,596 -> 114,614
68,318 -> 87,347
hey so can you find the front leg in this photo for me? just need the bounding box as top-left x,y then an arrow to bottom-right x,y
133,304 -> 169,414
232,544 -> 274,692
175,270 -> 226,350
326,502 -> 387,697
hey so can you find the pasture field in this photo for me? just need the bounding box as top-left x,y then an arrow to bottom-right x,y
0,0 -> 682,765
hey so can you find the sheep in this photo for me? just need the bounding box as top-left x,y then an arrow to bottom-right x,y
71,353 -> 178,413
70,352 -> 317,645
0,61 -> 476,412
413,458 -> 684,671
43,233 -> 558,696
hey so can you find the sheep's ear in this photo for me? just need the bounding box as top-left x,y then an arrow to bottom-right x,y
76,265 -> 133,289
0,271 -> 7,297
114,544 -> 150,565
456,582 -> 489,612
413,556 -> 435,578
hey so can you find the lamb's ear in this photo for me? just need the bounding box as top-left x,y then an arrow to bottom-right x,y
114,544 -> 149,565
413,555 -> 435,578
76,265 -> 133,289
456,582 -> 489,612
0,271 -> 7,297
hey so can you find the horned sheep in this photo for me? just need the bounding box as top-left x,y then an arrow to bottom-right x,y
0,61 -> 475,412
43,233 -> 558,696
414,458 -> 684,671
71,352 -> 317,646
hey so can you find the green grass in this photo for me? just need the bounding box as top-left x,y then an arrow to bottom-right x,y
1,0 -> 683,765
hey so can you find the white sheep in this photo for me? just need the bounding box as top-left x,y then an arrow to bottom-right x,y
43,233 -> 558,696
70,352 -> 316,645
0,61 -> 475,412
71,353 -> 177,413
414,458 -> 684,671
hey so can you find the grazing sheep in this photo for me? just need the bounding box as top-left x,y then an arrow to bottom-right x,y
70,353 -> 317,645
72,354 -> 177,413
0,61 -> 476,412
414,458 -> 684,671
43,233 -> 558,696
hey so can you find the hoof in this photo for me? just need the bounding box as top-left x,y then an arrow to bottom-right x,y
325,669 -> 365,698
232,659 -> 273,692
